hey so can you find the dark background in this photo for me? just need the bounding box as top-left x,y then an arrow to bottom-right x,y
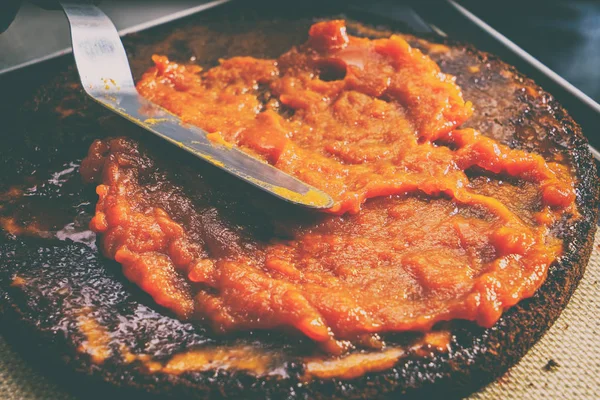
460,0 -> 600,103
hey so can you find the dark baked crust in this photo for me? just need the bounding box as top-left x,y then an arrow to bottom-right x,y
0,2 -> 597,399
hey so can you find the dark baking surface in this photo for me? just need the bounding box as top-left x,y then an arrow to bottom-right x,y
0,1 -> 597,399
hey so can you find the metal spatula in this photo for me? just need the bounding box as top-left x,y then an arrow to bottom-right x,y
60,2 -> 333,209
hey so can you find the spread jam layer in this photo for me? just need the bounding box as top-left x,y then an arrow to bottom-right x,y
81,21 -> 576,350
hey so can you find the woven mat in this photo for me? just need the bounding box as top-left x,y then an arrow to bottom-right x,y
1,235 -> 599,400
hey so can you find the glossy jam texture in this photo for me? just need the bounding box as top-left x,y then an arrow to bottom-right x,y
81,20 -> 576,350
136,19 -> 479,215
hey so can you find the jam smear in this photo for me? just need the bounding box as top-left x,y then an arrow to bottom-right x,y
81,21 -> 576,349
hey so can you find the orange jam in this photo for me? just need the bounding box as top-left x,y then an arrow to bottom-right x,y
81,21 -> 576,350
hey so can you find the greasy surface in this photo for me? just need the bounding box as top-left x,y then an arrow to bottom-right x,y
81,20 -> 577,347
4,234 -> 600,400
0,2 -> 597,399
